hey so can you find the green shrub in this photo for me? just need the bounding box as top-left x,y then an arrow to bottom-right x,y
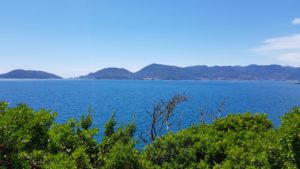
279,107 -> 300,168
0,101 -> 299,169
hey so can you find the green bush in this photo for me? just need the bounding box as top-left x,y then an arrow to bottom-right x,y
279,107 -> 300,168
0,101 -> 299,169
143,110 -> 300,169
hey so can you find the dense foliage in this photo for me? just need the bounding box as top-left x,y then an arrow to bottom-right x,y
0,102 -> 299,168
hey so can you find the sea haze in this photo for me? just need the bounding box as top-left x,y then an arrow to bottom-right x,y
0,79 -> 299,139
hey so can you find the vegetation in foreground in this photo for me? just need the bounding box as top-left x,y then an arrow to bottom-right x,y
0,101 -> 299,169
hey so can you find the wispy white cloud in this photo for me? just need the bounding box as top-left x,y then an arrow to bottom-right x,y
252,34 -> 300,52
292,18 -> 300,25
251,18 -> 300,66
252,29 -> 300,66
278,53 -> 300,63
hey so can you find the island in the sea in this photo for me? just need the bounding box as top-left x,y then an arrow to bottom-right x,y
0,69 -> 62,79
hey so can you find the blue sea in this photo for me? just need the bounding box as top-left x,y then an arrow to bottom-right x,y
0,79 -> 300,141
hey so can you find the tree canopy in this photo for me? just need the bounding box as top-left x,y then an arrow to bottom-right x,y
0,101 -> 299,168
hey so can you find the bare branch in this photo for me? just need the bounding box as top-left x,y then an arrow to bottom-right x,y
141,94 -> 188,143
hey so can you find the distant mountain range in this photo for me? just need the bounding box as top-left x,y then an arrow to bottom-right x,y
0,69 -> 62,79
80,63 -> 300,81
1,64 -> 300,80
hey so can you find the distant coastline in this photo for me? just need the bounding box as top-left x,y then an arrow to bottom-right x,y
1,63 -> 300,81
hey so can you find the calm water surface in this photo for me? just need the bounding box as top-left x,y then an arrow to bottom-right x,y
0,79 -> 300,139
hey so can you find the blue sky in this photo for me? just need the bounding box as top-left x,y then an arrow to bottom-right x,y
0,0 -> 300,77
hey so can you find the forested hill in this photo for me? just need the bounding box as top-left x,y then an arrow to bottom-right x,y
0,69 -> 62,79
81,63 -> 300,80
3,64 -> 300,80
79,68 -> 133,79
